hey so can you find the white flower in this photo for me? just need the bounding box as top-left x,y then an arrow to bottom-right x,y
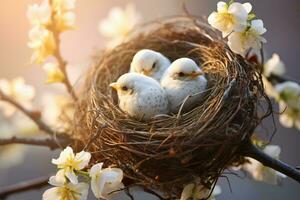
278,101 -> 300,130
275,81 -> 300,106
180,179 -> 221,200
89,163 -> 124,199
43,175 -> 89,200
54,11 -> 76,32
28,26 -> 56,64
0,77 -> 35,117
52,0 -> 76,12
27,0 -> 51,26
41,93 -> 74,130
52,146 -> 91,184
243,145 -> 286,185
228,19 -> 267,56
43,62 -> 65,83
275,82 -> 300,130
208,1 -> 252,37
99,3 -> 141,48
264,54 -> 286,77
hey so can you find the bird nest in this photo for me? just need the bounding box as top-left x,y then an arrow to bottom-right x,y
72,16 -> 270,198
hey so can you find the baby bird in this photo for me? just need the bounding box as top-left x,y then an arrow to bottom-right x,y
160,58 -> 207,113
110,73 -> 169,121
130,49 -> 171,81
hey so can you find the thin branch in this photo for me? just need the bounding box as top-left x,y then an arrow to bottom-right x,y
241,138 -> 300,183
267,74 -> 300,85
0,175 -> 51,199
142,187 -> 166,200
0,136 -> 69,150
0,91 -> 56,136
48,0 -> 78,101
53,48 -> 78,101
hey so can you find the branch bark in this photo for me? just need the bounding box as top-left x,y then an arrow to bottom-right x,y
0,136 -> 70,150
0,90 -> 57,136
241,138 -> 300,183
0,175 -> 51,199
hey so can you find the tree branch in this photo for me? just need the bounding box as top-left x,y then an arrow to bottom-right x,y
48,0 -> 78,102
0,175 -> 51,199
267,74 -> 300,85
0,136 -> 70,150
0,90 -> 57,136
241,138 -> 300,183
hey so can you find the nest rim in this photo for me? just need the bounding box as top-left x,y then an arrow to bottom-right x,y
73,15 -> 270,197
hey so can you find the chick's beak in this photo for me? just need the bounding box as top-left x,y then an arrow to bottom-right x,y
109,82 -> 120,90
141,69 -> 152,76
189,71 -> 203,78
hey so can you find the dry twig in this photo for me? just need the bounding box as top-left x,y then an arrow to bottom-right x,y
0,136 -> 69,150
0,90 -> 56,136
0,175 -> 51,199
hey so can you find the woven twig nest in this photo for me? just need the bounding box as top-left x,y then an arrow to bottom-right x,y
73,16 -> 270,198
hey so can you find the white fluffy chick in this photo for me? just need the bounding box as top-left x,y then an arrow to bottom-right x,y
130,49 -> 171,81
110,73 -> 169,120
160,58 -> 207,113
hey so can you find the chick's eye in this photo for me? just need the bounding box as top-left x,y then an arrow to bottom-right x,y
152,62 -> 156,69
121,86 -> 128,91
178,72 -> 185,77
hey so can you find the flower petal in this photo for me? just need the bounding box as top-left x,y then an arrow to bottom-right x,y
217,1 -> 227,12
52,146 -> 74,165
69,182 -> 89,200
90,163 -> 103,177
180,183 -> 195,200
65,169 -> 78,184
49,170 -> 66,186
228,2 -> 248,21
251,19 -> 267,35
42,187 -> 61,200
227,31 -> 245,55
243,2 -> 252,13
263,145 -> 281,159
74,150 -> 91,170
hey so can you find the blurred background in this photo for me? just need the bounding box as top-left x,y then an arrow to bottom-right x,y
0,0 -> 300,199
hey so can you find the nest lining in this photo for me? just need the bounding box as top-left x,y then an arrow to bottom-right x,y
72,16 -> 269,198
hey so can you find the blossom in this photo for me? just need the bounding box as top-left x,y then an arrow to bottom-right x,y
228,19 -> 267,56
275,81 -> 300,106
264,54 -> 286,77
52,146 -> 91,184
99,3 -> 141,48
89,163 -> 124,199
54,11 -> 76,32
27,0 -> 51,26
0,77 -> 35,117
51,0 -> 76,32
275,81 -> 300,130
262,76 -> 277,98
243,145 -> 286,185
43,174 -> 89,200
180,179 -> 221,200
208,1 -> 252,37
52,0 -> 76,12
278,102 -> 300,130
41,93 -> 74,130
43,62 -> 65,84
28,26 -> 56,64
